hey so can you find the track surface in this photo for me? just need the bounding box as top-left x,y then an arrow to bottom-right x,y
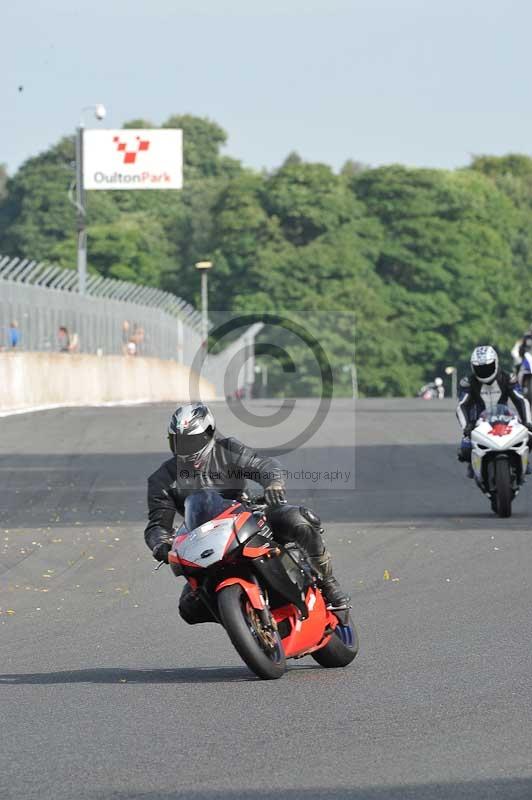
1,399 -> 531,800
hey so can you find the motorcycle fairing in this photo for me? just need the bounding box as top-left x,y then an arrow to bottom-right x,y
251,548 -> 309,619
215,576 -> 265,610
241,532 -> 278,558
174,517 -> 236,569
471,412 -> 529,492
234,512 -> 260,545
272,587 -> 336,658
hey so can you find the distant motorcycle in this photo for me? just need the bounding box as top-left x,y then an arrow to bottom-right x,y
417,378 -> 444,400
470,404 -> 529,517
163,489 -> 359,680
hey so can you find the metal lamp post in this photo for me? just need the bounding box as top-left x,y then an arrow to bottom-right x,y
445,366 -> 457,400
195,261 -> 213,354
254,363 -> 268,397
342,362 -> 358,399
75,104 -> 106,294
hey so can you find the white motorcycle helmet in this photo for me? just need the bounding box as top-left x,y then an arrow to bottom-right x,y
434,377 -> 443,387
471,345 -> 499,384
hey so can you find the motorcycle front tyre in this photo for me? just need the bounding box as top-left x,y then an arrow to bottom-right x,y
495,458 -> 512,518
217,584 -> 286,680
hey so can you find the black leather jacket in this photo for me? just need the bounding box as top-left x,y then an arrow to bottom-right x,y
144,437 -> 283,549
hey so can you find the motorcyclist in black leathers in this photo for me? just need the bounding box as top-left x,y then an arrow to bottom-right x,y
145,403 -> 350,624
457,345 -> 532,476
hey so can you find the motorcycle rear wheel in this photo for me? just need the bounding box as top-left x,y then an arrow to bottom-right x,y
495,458 -> 512,518
311,614 -> 359,668
217,584 -> 286,680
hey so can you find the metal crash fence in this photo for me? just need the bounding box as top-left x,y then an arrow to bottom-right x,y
0,255 -> 260,398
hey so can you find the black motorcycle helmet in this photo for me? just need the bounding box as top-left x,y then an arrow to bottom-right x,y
168,403 -> 216,464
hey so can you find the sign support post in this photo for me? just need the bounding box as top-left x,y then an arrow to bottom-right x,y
75,123 -> 87,294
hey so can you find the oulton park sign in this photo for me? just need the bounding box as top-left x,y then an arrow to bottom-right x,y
83,129 -> 183,190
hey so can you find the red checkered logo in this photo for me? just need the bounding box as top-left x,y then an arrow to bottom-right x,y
112,135 -> 150,165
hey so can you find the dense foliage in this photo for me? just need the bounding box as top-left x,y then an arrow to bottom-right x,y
1,116 -> 531,396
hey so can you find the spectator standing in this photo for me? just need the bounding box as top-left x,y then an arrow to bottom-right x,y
58,326 -> 70,352
69,332 -> 80,353
131,323 -> 145,355
121,320 -> 131,355
8,321 -> 20,348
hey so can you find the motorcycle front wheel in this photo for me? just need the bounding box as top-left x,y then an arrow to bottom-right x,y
495,458 -> 512,518
311,614 -> 359,668
217,584 -> 286,680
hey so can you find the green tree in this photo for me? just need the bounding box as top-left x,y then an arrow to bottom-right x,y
351,165 -> 523,381
262,161 -> 361,246
163,114 -> 240,180
50,213 -> 173,285
469,154 -> 532,315
0,137 -> 120,260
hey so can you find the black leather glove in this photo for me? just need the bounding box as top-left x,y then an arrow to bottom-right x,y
152,541 -> 171,563
463,423 -> 474,437
264,481 -> 287,507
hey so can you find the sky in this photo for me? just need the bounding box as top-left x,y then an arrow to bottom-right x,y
2,0 -> 532,176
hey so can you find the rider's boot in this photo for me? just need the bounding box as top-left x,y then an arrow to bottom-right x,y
309,550 -> 350,617
458,439 -> 474,478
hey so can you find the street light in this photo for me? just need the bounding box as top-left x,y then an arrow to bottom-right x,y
254,363 -> 268,396
74,104 -> 106,294
195,260 -> 213,355
342,363 -> 358,399
445,365 -> 457,400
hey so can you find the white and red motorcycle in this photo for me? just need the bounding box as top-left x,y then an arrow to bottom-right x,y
470,404 -> 529,517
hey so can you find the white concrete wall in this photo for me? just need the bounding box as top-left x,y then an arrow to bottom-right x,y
0,352 -> 216,412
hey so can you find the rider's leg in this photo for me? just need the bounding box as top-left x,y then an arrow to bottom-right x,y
266,504 -> 350,609
178,583 -> 217,625
458,437 -> 474,478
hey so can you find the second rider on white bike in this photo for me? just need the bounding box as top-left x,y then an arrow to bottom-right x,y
457,346 -> 532,477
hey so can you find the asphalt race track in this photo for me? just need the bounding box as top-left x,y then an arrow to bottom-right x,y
1,399 -> 531,800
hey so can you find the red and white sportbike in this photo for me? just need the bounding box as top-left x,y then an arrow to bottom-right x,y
471,404 -> 529,517
163,489 -> 359,680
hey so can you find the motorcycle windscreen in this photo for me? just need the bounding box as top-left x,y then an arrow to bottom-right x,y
184,489 -> 233,531
479,404 -> 514,424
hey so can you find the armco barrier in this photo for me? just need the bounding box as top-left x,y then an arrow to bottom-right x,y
0,352 -> 216,413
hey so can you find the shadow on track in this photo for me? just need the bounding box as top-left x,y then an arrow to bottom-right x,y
0,666 -> 255,685
89,777 -> 532,800
0,663 -> 330,686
